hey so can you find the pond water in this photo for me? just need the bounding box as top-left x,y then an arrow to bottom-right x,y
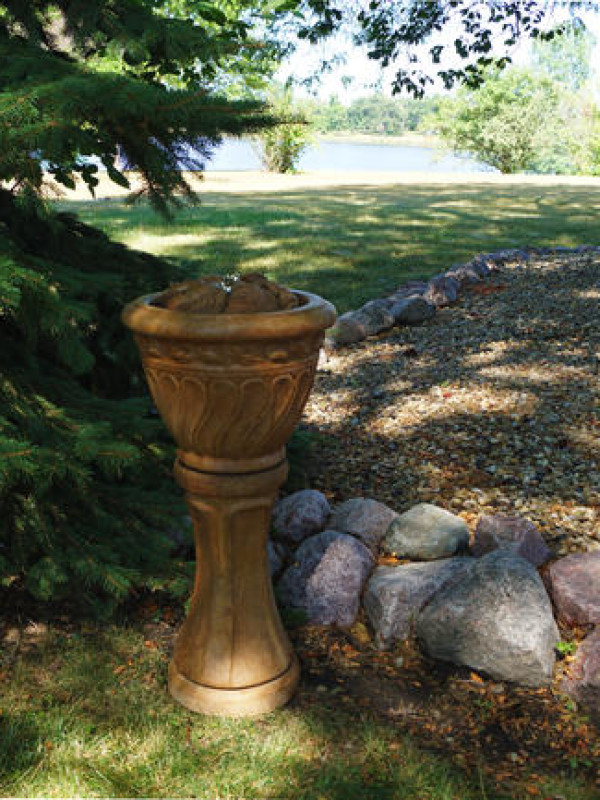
203,138 -> 494,173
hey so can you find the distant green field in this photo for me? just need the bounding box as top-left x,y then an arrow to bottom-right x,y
59,175 -> 600,314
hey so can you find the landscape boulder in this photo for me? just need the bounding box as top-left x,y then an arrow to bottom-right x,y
327,312 -> 367,346
471,515 -> 552,567
446,264 -> 483,286
390,281 -> 428,299
416,550 -> 559,687
364,557 -> 473,648
329,497 -> 398,554
546,552 -> 600,626
276,531 -> 373,626
560,629 -> 600,721
468,257 -> 493,278
358,299 -> 396,335
383,503 -> 469,560
425,274 -> 460,307
390,295 -> 436,326
272,489 -> 331,546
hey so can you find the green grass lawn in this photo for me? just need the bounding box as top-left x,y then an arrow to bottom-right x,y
1,624 -> 597,800
60,175 -> 600,313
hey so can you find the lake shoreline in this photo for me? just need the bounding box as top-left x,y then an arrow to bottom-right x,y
315,132 -> 439,148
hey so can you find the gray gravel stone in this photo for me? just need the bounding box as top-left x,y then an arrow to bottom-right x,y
364,558 -> 474,648
329,497 -> 398,554
471,515 -> 552,567
383,503 -> 469,560
417,550 -> 559,687
272,489 -> 331,546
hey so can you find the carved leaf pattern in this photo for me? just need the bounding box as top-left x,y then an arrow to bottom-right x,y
142,359 -> 318,457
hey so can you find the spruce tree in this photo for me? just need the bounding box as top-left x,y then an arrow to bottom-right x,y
0,0 -> 276,611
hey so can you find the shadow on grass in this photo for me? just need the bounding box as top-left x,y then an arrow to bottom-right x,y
0,626 -> 494,799
1,620 -> 597,799
58,181 -> 600,313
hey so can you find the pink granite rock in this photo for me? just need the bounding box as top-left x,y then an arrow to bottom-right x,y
560,629 -> 600,720
546,552 -> 600,626
471,515 -> 552,567
272,489 -> 331,546
329,497 -> 398,554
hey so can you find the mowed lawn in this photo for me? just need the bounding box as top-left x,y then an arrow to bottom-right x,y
58,171 -> 600,313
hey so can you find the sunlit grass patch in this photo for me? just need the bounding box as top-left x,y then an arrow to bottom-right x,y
58,176 -> 600,314
1,624 -> 599,799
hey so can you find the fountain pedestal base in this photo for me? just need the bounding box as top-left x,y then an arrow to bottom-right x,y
169,456 -> 299,716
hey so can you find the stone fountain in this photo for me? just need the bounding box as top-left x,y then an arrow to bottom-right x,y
122,275 -> 335,716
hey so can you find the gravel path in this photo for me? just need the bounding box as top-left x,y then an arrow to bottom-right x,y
304,250 -> 599,555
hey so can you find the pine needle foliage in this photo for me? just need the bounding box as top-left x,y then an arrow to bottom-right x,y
0,0 -> 278,611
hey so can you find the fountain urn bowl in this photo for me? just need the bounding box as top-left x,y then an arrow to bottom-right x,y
122,289 -> 336,716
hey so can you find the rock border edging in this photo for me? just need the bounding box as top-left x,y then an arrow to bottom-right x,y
326,244 -> 600,348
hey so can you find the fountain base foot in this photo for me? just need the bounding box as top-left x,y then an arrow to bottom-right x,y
168,655 -> 300,717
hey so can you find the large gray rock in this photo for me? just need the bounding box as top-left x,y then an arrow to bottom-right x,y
358,299 -> 396,335
417,550 -> 559,687
364,558 -> 473,648
469,256 -> 493,278
276,531 -> 373,626
327,299 -> 396,345
383,503 -> 469,560
425,274 -> 460,307
390,295 -> 436,325
446,264 -> 483,286
329,498 -> 398,554
471,515 -> 552,567
546,552 -> 600,626
560,630 -> 600,721
272,489 -> 331,546
327,312 -> 367,346
277,530 -> 343,610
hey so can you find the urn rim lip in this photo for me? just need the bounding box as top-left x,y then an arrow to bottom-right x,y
122,289 -> 336,341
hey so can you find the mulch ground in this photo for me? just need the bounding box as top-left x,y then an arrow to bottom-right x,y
304,249 -> 599,554
292,249 -> 600,794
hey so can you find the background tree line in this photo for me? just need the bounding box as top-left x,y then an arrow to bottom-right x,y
262,19 -> 600,176
307,93 -> 439,137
